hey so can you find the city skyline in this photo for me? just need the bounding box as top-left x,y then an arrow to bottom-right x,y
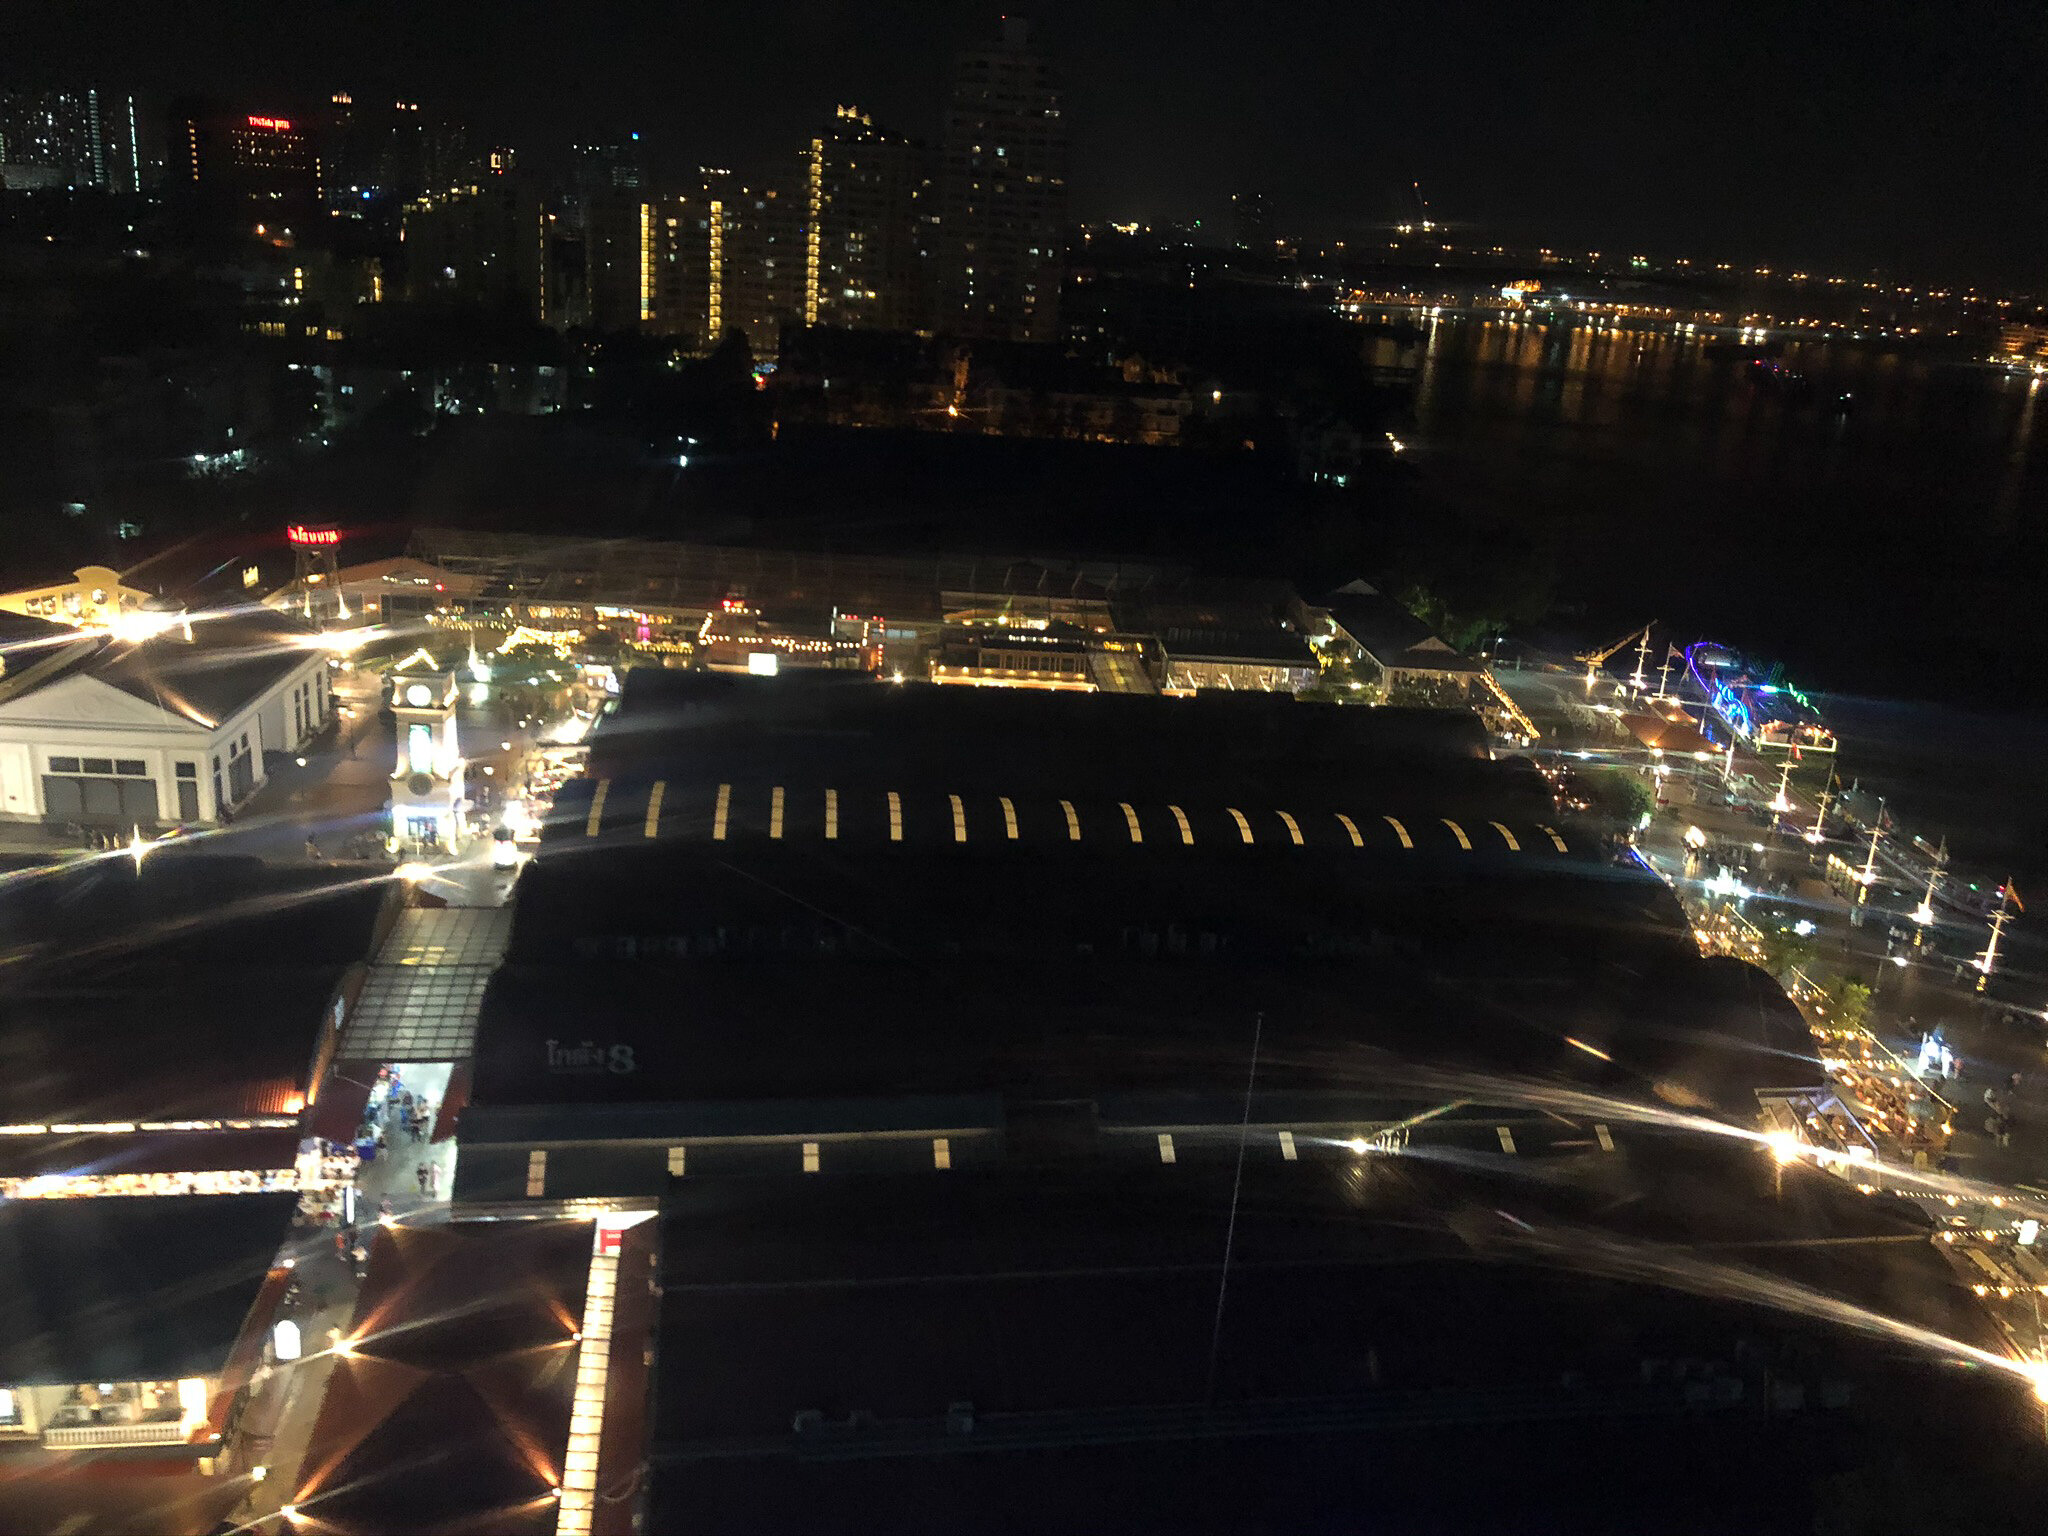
5,0 -> 2046,287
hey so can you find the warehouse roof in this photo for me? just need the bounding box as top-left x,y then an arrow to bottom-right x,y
285,1219 -> 595,1535
0,1193 -> 296,1384
0,967 -> 345,1126
643,1148 -> 2013,1533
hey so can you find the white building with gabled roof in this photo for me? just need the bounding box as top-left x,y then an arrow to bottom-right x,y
0,607 -> 333,831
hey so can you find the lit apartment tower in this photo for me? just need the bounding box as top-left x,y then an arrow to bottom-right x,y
804,106 -> 928,332
574,137 -> 651,334
650,193 -> 713,345
935,17 -> 1067,341
0,88 -> 142,191
584,187 -> 654,334
704,174 -> 805,357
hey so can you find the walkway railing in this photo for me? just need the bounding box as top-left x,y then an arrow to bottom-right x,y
41,1420 -> 188,1448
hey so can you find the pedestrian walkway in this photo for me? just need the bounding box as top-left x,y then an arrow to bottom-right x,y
340,907 -> 512,1061
351,1062 -> 460,1217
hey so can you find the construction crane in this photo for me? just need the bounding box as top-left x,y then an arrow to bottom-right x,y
1574,623 -> 1656,693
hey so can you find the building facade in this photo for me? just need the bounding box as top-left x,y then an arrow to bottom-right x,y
0,613 -> 332,831
706,175 -> 806,356
584,186 -> 654,335
1230,190 -> 1273,252
401,178 -> 546,318
935,18 -> 1068,342
168,101 -> 322,235
0,88 -> 143,192
388,653 -> 468,853
805,106 -> 929,333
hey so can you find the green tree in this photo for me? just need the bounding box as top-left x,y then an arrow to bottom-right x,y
1580,766 -> 1655,829
1756,925 -> 1818,981
1828,978 -> 1873,1033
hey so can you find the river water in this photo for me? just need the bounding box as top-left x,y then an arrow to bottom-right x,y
1401,317 -> 2048,912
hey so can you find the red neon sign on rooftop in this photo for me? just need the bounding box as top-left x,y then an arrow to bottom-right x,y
247,115 -> 293,131
286,524 -> 341,547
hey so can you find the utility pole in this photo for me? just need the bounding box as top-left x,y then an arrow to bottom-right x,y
1805,770 -> 1835,845
1855,797 -> 1885,912
1911,839 -> 1946,943
1977,886 -> 2015,994
1769,759 -> 1793,817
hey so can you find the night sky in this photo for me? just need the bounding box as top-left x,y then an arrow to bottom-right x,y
6,0 -> 2045,284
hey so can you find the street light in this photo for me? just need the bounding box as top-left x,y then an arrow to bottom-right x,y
1854,798 -> 1885,910
1805,786 -> 1831,844
1912,846 -> 1944,933
1975,884 -> 2017,994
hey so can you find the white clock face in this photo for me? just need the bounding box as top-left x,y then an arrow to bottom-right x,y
403,683 -> 434,708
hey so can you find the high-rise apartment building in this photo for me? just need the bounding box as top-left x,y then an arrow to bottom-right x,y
584,186 -> 655,334
1231,191 -> 1273,252
401,179 -> 547,319
650,193 -> 713,344
935,18 -> 1067,342
804,106 -> 929,333
573,138 -> 653,334
0,89 -> 143,192
704,172 -> 805,357
324,94 -> 477,203
169,100 -> 322,235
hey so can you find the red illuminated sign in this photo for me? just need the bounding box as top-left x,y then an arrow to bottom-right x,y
287,524 -> 341,547
248,116 -> 293,131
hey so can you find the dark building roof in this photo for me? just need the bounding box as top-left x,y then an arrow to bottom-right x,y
0,1193 -> 296,1383
0,608 -> 321,727
0,607 -> 80,657
460,671 -> 1803,1166
643,1150 -> 2021,1534
1157,626 -> 1316,667
0,967 -> 344,1124
409,526 -> 1189,626
580,667 -> 1500,800
0,851 -> 392,980
286,1219 -> 594,1535
1323,587 -> 1485,675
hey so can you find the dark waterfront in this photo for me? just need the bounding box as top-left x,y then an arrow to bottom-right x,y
1404,317 -> 2048,898
1408,318 -> 2048,709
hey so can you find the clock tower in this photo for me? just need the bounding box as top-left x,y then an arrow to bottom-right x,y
388,650 -> 467,854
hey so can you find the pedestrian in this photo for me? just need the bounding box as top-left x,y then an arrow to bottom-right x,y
305,836 -> 322,860
2010,1071 -> 2024,1093
415,1163 -> 428,1195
